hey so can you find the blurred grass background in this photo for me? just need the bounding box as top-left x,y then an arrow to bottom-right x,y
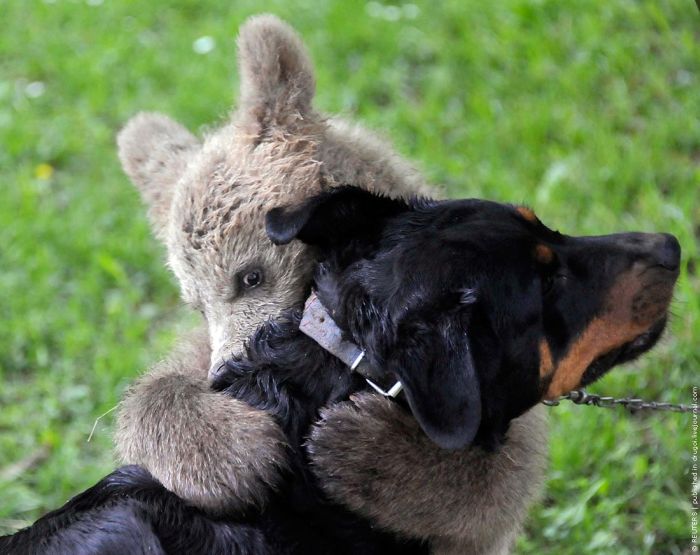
0,1 -> 698,553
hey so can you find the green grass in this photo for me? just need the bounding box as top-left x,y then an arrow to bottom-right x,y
0,1 -> 697,553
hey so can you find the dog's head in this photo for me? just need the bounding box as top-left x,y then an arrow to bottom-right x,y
266,187 -> 680,450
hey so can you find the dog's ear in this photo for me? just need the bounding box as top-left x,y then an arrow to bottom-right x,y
236,14 -> 316,131
265,186 -> 409,248
389,300 -> 481,450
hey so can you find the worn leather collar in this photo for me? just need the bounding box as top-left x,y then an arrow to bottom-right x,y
299,293 -> 403,398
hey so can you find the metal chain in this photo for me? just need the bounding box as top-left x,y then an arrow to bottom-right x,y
542,389 -> 696,413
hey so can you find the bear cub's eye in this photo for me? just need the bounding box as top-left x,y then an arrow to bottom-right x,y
241,270 -> 263,289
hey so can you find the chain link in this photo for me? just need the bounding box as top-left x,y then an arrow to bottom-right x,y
543,389 -> 696,413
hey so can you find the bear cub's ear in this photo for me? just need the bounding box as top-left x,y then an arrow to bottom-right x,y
117,112 -> 200,241
235,14 -> 316,132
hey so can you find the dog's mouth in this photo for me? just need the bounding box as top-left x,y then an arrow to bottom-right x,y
580,316 -> 667,387
578,261 -> 678,389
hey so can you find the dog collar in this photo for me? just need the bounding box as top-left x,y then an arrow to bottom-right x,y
299,293 -> 403,398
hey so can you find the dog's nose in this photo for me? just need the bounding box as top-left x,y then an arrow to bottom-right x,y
602,232 -> 682,273
651,233 -> 681,271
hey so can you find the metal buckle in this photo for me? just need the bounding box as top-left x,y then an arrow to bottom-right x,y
351,350 -> 403,397
365,378 -> 404,398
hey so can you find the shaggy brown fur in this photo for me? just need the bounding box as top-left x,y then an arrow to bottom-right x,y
115,14 -> 547,551
310,395 -> 547,555
115,329 -> 288,513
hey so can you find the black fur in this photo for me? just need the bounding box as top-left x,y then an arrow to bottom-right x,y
1,187 -> 679,554
268,187 -> 679,449
0,465 -> 270,555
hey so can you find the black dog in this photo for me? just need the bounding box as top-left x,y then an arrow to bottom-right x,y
1,187 -> 680,554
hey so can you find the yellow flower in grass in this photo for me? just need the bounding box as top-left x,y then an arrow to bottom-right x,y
35,163 -> 54,180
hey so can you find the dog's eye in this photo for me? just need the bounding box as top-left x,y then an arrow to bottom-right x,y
241,270 -> 263,289
542,275 -> 555,295
542,273 -> 567,296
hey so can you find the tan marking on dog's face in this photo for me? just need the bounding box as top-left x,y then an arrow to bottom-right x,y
534,244 -> 554,265
544,317 -> 643,398
543,267 -> 673,399
516,206 -> 538,224
539,339 -> 554,379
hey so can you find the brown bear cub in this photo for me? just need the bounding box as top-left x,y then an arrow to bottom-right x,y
114,14 -> 547,554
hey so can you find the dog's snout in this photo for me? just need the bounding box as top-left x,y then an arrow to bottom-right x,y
651,233 -> 681,271
607,232 -> 681,272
